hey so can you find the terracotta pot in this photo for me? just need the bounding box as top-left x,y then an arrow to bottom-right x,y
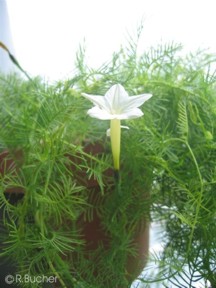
0,144 -> 150,286
0,150 -> 25,287
69,141 -> 150,285
0,150 -> 24,194
78,206 -> 149,283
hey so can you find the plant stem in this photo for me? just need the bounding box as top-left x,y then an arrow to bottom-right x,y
0,41 -> 32,81
47,258 -> 67,288
40,227 -> 68,288
114,169 -> 121,195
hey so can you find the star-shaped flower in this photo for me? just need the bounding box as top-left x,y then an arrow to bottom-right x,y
82,84 -> 152,120
82,84 -> 152,171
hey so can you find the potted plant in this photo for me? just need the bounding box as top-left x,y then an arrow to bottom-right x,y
0,68 -> 153,287
1,35 -> 216,288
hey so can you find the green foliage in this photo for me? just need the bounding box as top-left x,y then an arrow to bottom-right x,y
1,28 -> 216,288
71,35 -> 216,287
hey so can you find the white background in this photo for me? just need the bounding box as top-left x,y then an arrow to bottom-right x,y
3,0 -> 216,81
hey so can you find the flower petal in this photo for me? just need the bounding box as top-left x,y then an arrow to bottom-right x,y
104,84 -> 129,113
87,106 -> 114,120
121,125 -> 130,130
106,125 -> 129,137
122,93 -> 152,111
115,108 -> 144,119
82,93 -> 109,111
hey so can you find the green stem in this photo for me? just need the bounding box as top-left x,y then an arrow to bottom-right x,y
47,258 -> 67,288
38,218 -> 67,288
164,137 -> 204,252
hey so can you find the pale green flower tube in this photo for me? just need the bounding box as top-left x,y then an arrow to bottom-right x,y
110,119 -> 121,171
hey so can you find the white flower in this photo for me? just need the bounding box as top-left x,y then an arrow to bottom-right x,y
82,84 -> 152,120
82,84 -> 152,171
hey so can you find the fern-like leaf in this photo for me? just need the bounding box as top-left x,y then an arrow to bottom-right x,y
177,100 -> 189,140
